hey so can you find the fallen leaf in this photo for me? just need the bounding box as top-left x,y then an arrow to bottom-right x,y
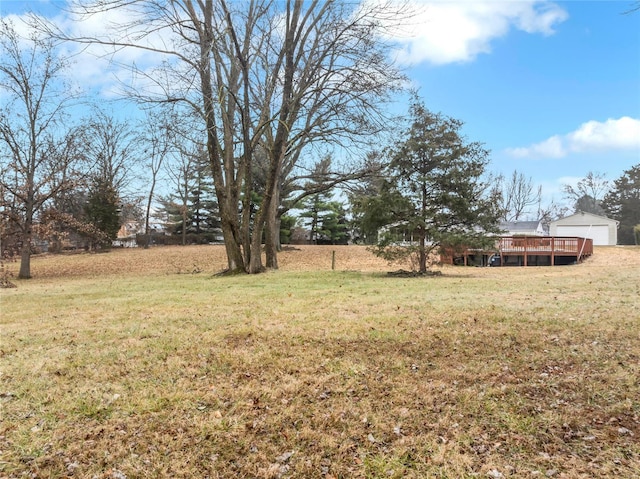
275,450 -> 295,463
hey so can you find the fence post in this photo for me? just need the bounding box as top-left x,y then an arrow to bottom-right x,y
332,250 -> 336,270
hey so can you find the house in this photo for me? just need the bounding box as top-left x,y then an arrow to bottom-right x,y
549,212 -> 619,246
290,227 -> 312,245
113,221 -> 144,248
499,220 -> 547,236
377,222 -> 423,246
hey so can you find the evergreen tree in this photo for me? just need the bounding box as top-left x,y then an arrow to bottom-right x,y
349,179 -> 407,245
160,152 -> 221,243
188,160 -> 220,236
85,178 -> 120,248
370,99 -> 502,273
574,194 -> 606,216
346,153 -> 390,244
602,164 -> 640,245
320,201 -> 349,245
279,214 -> 297,245
299,192 -> 331,244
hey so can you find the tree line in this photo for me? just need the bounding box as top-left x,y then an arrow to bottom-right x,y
2,3 -> 639,280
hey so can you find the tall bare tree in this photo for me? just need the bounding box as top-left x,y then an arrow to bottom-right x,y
0,19 -> 82,278
35,0 -> 405,273
496,170 -> 542,221
139,110 -> 172,248
247,1 -> 404,269
84,110 -> 140,194
562,171 -> 609,215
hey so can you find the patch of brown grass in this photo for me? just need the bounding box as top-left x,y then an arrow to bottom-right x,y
2,245 -> 408,280
1,246 -> 639,478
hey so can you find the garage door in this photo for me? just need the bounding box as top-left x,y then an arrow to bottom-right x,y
556,225 -> 609,245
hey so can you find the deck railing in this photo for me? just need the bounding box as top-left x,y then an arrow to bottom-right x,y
441,236 -> 594,266
497,236 -> 593,256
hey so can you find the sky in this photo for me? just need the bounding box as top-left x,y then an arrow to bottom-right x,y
390,0 -> 640,207
1,0 -> 639,213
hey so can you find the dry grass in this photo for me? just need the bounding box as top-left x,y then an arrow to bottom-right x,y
0,245 -> 408,279
1,245 -> 639,478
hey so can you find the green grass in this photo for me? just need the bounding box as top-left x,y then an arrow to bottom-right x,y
1,247 -> 639,478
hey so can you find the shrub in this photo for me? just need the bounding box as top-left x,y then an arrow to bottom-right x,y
0,255 -> 16,288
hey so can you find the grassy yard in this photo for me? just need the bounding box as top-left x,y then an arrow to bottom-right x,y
1,246 -> 639,478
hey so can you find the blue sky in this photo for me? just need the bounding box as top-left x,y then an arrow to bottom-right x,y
2,0 -> 639,212
391,1 -> 640,206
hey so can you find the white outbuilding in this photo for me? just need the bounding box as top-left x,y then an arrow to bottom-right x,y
549,212 -> 619,246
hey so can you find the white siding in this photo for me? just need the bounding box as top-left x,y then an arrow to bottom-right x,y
550,212 -> 618,245
556,225 -> 609,245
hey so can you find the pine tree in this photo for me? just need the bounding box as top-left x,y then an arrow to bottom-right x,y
160,153 -> 221,244
299,193 -> 330,244
370,99 -> 502,273
320,201 -> 349,245
85,178 -> 120,248
602,164 -> 640,245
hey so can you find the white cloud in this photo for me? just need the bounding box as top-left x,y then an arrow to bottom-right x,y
567,117 -> 640,151
52,7 -> 183,98
377,0 -> 568,66
508,135 -> 565,159
506,117 -> 640,159
4,1 -> 570,102
1,6 -> 188,100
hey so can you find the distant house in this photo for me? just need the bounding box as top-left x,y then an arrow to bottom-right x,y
113,221 -> 143,248
377,222 -> 423,246
290,227 -> 312,245
549,212 -> 619,246
376,220 -> 548,246
499,220 -> 547,236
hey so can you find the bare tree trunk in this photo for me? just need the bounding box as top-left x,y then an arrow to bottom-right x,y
248,205 -> 267,274
192,0 -> 246,272
419,181 -> 428,273
265,189 -> 280,269
181,206 -> 187,246
249,0 -> 301,274
418,232 -> 427,274
144,175 -> 156,249
219,203 -> 245,272
18,216 -> 32,279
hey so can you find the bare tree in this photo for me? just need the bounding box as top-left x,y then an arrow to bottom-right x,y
83,110 -> 141,193
538,200 -> 570,229
139,110 -> 172,248
34,0 -> 406,273
562,171 -> 609,214
242,0 -> 405,270
0,19 -> 82,278
496,170 -> 542,221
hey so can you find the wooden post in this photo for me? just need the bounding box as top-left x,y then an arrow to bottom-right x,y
551,237 -> 555,266
332,250 -> 335,270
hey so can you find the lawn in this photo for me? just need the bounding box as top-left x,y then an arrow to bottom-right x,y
1,245 -> 639,478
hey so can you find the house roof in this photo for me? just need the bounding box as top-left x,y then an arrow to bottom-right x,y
550,211 -> 619,226
500,220 -> 542,232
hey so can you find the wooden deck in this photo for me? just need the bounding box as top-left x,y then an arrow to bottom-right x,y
444,236 -> 594,266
